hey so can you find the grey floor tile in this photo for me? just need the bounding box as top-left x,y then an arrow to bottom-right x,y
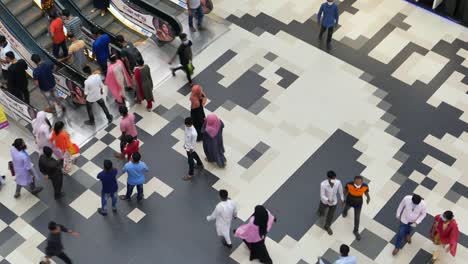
71,169 -> 99,189
360,72 -> 374,83
250,64 -> 264,74
246,148 -> 263,161
100,133 -> 117,145
0,204 -> 17,225
276,67 -> 299,89
393,151 -> 410,163
391,172 -> 407,185
0,234 -> 25,257
350,228 -> 388,260
444,189 -> 461,203
248,97 -> 270,115
321,248 -> 340,264
254,141 -> 270,154
238,156 -> 255,169
264,52 -> 278,62
409,249 -> 432,263
420,177 -> 437,190
221,100 -> 237,111
0,227 -> 15,246
21,202 -> 48,224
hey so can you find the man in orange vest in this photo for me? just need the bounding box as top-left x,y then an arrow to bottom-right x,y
342,175 -> 370,240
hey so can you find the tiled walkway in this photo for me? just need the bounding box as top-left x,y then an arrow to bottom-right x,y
0,0 -> 467,263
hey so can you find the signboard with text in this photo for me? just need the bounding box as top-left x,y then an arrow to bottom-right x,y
0,89 -> 37,125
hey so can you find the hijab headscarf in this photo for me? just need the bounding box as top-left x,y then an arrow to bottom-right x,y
190,85 -> 207,109
32,111 -> 51,137
205,114 -> 221,138
253,205 -> 269,237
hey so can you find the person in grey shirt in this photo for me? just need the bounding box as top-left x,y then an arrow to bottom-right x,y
62,9 -> 83,40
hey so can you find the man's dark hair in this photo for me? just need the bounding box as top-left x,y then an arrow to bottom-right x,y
132,152 -> 141,163
43,146 -> 53,158
109,54 -> 117,63
12,138 -> 25,151
327,170 -> 336,179
219,189 -> 228,201
67,32 -> 75,39
31,54 -> 41,64
339,244 -> 350,257
115,35 -> 125,43
0,35 -> 6,43
354,175 -> 363,181
184,117 -> 193,126
54,121 -> 65,136
136,58 -> 144,66
179,33 -> 187,41
412,194 -> 422,205
5,51 -> 15,60
443,210 -> 454,220
48,221 -> 58,231
49,12 -> 58,20
119,105 -> 128,116
91,27 -> 101,35
124,134 -> 134,144
104,160 -> 113,171
82,65 -> 92,75
62,9 -> 70,17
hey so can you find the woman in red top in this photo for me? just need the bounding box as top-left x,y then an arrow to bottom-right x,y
116,135 -> 139,161
430,210 -> 459,263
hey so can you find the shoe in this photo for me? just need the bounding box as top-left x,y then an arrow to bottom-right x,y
198,25 -> 205,31
342,211 -> 347,218
101,11 -> 105,16
54,192 -> 65,200
31,187 -> 43,195
406,234 -> 411,244
112,207 -> 117,213
326,42 -> 332,50
137,199 -> 143,204
91,8 -> 96,13
183,175 -> 193,181
14,193 -> 20,198
98,208 -> 108,216
190,26 -> 197,32
119,195 -> 130,200
196,164 -> 204,170
107,115 -> 113,123
84,120 -> 95,126
146,108 -> 151,112
392,248 -> 399,256
171,69 -> 175,77
222,241 -> 232,249
325,227 -> 333,235
354,231 -> 361,241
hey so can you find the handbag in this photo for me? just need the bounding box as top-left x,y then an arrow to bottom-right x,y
68,143 -> 80,155
187,63 -> 194,76
8,161 -> 15,176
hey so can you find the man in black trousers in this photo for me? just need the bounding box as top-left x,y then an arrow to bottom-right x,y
39,146 -> 65,199
42,221 -> 79,264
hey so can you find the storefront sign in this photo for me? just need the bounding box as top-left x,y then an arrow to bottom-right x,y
110,0 -> 176,42
0,89 -> 37,125
168,0 -> 213,14
0,104 -> 8,129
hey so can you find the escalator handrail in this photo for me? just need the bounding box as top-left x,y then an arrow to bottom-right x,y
130,0 -> 183,36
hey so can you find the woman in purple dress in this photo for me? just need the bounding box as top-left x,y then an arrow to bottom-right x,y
201,114 -> 226,168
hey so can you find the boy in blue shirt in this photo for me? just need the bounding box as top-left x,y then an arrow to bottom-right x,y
97,160 -> 118,215
317,0 -> 339,49
119,152 -> 148,204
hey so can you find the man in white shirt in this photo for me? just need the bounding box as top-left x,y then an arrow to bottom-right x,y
183,117 -> 204,181
318,170 -> 344,235
206,189 -> 237,248
392,194 -> 427,256
319,244 -> 357,264
0,35 -> 14,82
82,66 -> 113,126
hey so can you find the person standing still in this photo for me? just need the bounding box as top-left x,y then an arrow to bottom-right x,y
318,170 -> 344,235
187,0 -> 204,32
10,138 -> 43,198
62,9 -> 83,40
5,51 -> 29,104
317,0 -> 339,49
39,146 -> 64,200
120,152 -> 148,204
206,189 -> 237,248
0,35 -> 14,83
60,33 -> 87,72
392,194 -> 427,256
31,54 -> 65,114
119,106 -> 138,152
43,221 -> 79,264
183,117 -> 204,181
342,175 -> 370,240
169,33 -> 193,85
97,160 -> 118,215
49,12 -> 68,58
82,65 -> 113,126
91,28 -> 110,76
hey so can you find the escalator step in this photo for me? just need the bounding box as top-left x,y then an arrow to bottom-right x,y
75,0 -> 93,10
6,0 -> 33,17
94,13 -> 116,29
17,6 -> 43,28
27,17 -> 49,39
37,33 -> 53,50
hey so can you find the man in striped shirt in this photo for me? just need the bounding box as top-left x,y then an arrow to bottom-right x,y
62,9 -> 83,40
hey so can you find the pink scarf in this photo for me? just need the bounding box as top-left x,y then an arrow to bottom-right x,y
205,114 -> 221,138
234,210 -> 275,243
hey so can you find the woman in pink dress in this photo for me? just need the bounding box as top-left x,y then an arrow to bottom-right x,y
105,54 -> 132,104
234,205 -> 275,263
430,210 -> 459,263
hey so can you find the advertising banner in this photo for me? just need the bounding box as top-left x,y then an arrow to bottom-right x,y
0,104 -> 8,129
168,0 -> 213,14
110,0 -> 177,42
0,89 -> 37,125
0,20 -> 34,74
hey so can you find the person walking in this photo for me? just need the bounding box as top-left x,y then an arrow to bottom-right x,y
106,54 -> 132,104
134,58 -> 154,111
5,51 -> 29,104
119,106 -> 138,152
32,111 -> 53,154
116,135 -> 139,161
91,28 -> 110,75
169,33 -> 193,85
190,85 -> 206,141
187,0 -> 204,32
202,113 -> 226,168
31,54 -> 65,114
82,65 -> 113,125
183,117 -> 204,181
92,0 -> 110,17
49,12 -> 68,58
234,205 -> 275,263
0,35 -> 14,82
430,210 -> 459,263
206,189 -> 237,248
119,152 -> 147,204
43,221 -> 79,264
97,160 -> 118,216
62,9 -> 83,40
116,35 -> 142,75
49,121 -> 79,174
10,138 -> 43,198
319,244 -> 357,264
39,146 -> 64,200
60,33 -> 86,72
318,170 -> 344,235
342,175 -> 370,240
317,0 -> 339,49
392,194 -> 427,256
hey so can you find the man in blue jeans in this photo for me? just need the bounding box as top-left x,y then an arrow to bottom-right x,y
120,152 -> 148,204
187,0 -> 204,32
31,54 -> 65,114
97,160 -> 118,215
317,0 -> 339,49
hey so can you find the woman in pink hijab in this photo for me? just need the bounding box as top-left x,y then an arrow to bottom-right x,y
201,113 -> 226,168
190,85 -> 207,141
105,54 -> 132,104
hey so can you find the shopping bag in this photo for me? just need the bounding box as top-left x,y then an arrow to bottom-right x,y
68,143 -> 80,155
187,63 -> 195,76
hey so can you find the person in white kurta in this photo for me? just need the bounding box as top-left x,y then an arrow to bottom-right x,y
206,189 -> 237,247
